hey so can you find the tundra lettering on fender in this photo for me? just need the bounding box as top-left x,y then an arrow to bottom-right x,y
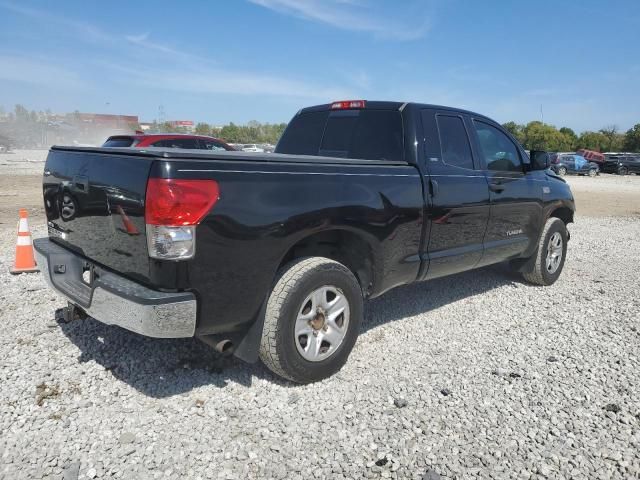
35,100 -> 575,383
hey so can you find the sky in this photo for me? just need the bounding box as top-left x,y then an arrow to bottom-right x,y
1,0 -> 639,132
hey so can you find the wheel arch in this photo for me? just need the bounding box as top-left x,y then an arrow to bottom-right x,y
549,205 -> 574,226
276,228 -> 376,297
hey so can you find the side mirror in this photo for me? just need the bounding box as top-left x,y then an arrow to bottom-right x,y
529,150 -> 550,171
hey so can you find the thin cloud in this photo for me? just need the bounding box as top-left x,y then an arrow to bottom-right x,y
0,54 -> 85,88
248,0 -> 430,40
101,61 -> 353,100
0,1 -> 114,44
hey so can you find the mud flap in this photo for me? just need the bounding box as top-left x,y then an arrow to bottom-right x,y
232,298 -> 268,363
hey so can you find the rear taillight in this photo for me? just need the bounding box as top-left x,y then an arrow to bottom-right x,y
145,178 -> 219,260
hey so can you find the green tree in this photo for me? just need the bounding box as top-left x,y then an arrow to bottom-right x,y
558,127 -> 577,150
599,125 -> 621,152
623,124 -> 640,152
576,131 -> 608,151
502,121 -> 524,144
195,122 -> 211,135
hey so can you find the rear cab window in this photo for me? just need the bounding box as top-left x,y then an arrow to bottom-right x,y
276,109 -> 404,161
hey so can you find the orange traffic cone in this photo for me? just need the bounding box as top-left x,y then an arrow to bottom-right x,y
116,205 -> 140,235
10,209 -> 39,274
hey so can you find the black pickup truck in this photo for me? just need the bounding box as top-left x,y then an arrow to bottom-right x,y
35,100 -> 575,383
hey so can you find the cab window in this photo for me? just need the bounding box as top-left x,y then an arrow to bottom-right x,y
435,115 -> 474,170
152,138 -> 199,149
473,121 -> 522,172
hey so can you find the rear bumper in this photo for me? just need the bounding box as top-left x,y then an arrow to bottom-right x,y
34,238 -> 197,338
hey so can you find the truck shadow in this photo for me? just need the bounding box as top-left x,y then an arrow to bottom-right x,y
56,263 -> 525,397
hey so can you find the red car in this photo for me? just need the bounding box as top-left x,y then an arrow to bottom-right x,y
576,148 -> 605,166
102,134 -> 236,151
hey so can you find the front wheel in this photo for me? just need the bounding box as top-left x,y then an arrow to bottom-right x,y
618,166 -> 628,175
259,257 -> 363,383
588,168 -> 597,177
557,166 -> 567,176
522,217 -> 568,286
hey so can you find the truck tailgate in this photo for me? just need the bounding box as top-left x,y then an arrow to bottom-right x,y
43,148 -> 153,282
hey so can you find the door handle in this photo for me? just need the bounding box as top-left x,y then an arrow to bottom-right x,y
429,178 -> 439,197
489,182 -> 505,193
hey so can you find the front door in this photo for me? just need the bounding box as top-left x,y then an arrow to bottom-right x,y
419,109 -> 491,280
469,119 -> 543,267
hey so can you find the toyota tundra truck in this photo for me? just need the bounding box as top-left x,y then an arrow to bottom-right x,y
34,100 -> 575,383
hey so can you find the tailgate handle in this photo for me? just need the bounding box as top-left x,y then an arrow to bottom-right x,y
73,175 -> 89,192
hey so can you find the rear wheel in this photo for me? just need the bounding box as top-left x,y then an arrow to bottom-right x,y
557,166 -> 567,176
618,166 -> 628,175
588,168 -> 597,177
522,217 -> 568,286
259,257 -> 363,383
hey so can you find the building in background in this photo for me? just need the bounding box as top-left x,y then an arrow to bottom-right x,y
167,120 -> 195,132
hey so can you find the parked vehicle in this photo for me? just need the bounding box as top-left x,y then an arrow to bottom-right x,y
601,155 -> 640,175
102,133 -> 236,151
550,154 -> 599,176
35,100 -> 575,383
241,143 -> 265,152
576,149 -> 605,166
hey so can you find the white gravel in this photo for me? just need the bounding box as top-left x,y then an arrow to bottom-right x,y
1,218 -> 640,478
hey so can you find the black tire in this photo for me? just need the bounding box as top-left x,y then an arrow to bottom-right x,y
588,168 -> 597,177
557,166 -> 567,176
618,166 -> 628,176
259,257 -> 363,383
522,217 -> 568,286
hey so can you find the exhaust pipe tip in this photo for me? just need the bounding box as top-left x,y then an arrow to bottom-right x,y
214,339 -> 234,356
196,335 -> 235,356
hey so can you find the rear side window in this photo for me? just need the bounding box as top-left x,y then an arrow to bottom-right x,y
276,111 -> 329,156
103,137 -> 134,147
276,109 -> 404,161
435,115 -> 473,170
152,138 -> 199,149
473,121 -> 522,172
200,140 -> 230,151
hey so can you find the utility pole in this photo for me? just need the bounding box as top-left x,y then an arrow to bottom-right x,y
158,105 -> 166,124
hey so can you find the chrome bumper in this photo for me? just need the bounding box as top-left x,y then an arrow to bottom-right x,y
34,238 -> 197,338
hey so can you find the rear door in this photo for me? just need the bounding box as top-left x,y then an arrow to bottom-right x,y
469,119 -> 543,266
419,109 -> 490,280
563,155 -> 576,172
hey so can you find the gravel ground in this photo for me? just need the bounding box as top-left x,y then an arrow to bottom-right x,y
1,215 -> 639,480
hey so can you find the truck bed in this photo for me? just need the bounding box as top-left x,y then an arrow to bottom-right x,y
42,146 -> 424,336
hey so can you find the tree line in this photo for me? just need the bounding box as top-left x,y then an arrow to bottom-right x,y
148,120 -> 288,145
502,121 -> 640,152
